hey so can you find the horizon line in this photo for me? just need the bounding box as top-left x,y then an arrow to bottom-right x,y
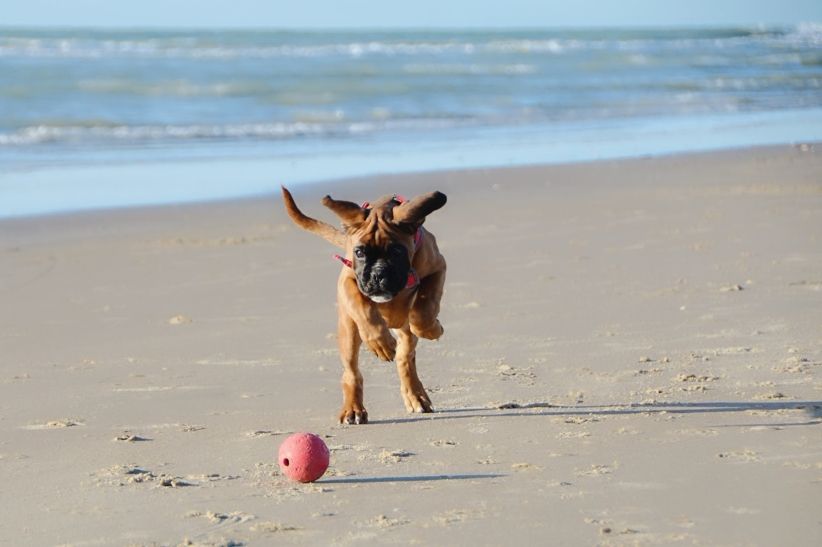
0,22 -> 815,33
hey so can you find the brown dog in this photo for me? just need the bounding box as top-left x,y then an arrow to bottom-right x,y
281,187 -> 447,424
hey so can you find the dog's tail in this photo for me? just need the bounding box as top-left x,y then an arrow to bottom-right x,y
281,186 -> 346,249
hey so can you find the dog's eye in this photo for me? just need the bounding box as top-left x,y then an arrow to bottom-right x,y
354,248 -> 366,259
388,245 -> 405,257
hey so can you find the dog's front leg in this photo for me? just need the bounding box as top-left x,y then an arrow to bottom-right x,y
340,277 -> 396,361
337,308 -> 368,424
395,323 -> 433,413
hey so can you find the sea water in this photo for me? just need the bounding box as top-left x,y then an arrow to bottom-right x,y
1,26 -> 821,217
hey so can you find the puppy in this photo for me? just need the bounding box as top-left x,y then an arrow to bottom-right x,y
281,187 -> 447,424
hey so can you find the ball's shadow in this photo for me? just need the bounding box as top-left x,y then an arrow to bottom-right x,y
320,473 -> 504,484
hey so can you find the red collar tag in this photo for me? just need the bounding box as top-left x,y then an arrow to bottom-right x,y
333,254 -> 353,268
405,269 -> 420,289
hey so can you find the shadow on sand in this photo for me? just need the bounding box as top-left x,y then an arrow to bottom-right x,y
368,400 -> 822,426
320,473 -> 504,485
323,402 -> 820,486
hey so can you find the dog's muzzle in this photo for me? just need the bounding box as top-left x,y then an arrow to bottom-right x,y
359,262 -> 405,303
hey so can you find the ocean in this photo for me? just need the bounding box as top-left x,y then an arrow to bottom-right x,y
1,26 -> 821,217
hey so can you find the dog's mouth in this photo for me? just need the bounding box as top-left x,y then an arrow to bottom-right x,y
367,292 -> 394,304
357,278 -> 398,303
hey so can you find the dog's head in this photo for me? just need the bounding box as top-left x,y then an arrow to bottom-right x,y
323,192 -> 446,303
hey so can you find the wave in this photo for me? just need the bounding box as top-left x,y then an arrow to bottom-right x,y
2,25 -> 819,153
401,63 -> 537,75
1,25 -> 819,59
791,22 -> 822,45
0,117 -> 475,146
73,78 -> 273,97
0,37 -> 480,59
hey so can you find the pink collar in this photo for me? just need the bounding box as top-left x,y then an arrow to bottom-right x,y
333,195 -> 423,290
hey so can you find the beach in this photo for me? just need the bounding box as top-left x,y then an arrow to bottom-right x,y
1,144 -> 820,545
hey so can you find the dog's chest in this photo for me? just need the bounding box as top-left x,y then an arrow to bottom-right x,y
375,292 -> 417,328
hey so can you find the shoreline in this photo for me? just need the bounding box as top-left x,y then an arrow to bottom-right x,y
1,144 -> 820,545
2,106 -> 822,219
1,141 -> 819,225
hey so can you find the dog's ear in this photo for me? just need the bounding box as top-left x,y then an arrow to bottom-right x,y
322,195 -> 367,227
393,191 -> 447,226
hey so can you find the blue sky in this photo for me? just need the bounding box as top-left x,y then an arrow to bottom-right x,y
3,0 -> 821,28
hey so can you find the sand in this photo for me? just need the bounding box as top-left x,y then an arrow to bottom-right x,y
1,145 -> 820,546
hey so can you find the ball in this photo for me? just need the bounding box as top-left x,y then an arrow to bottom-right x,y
277,432 -> 330,483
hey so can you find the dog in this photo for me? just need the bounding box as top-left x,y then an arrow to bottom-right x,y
281,187 -> 447,424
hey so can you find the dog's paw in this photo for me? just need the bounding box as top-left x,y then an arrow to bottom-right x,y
365,332 -> 397,361
401,386 -> 434,414
339,407 -> 369,425
411,319 -> 444,341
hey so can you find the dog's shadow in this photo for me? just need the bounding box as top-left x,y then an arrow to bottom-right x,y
322,401 -> 820,486
368,400 -> 822,427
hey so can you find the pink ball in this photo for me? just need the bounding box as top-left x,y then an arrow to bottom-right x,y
278,432 -> 330,483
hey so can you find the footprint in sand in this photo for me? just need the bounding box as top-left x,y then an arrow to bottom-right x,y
675,373 -> 720,383
774,356 -> 816,373
249,521 -> 300,533
23,419 -> 83,430
113,432 -> 151,442
562,416 -> 599,424
557,431 -> 591,439
186,511 -> 255,525
717,450 -> 760,463
95,464 -> 195,487
719,283 -> 745,292
496,363 -> 537,385
378,449 -> 414,464
753,392 -> 789,400
362,514 -> 411,529
511,462 -> 542,472
245,430 -> 285,438
430,439 -> 458,447
674,428 -> 718,437
433,509 -> 479,526
727,507 -> 761,515
575,463 -> 617,477
168,314 -> 192,325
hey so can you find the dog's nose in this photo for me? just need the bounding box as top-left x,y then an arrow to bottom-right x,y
368,266 -> 392,290
370,270 -> 388,286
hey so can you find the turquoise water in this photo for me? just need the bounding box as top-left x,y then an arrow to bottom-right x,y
1,26 -> 821,217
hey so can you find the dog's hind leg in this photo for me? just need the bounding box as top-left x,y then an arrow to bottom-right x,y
410,267 -> 446,340
395,323 -> 433,413
337,309 -> 368,425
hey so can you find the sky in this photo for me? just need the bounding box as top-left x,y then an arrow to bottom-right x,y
3,0 -> 821,29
